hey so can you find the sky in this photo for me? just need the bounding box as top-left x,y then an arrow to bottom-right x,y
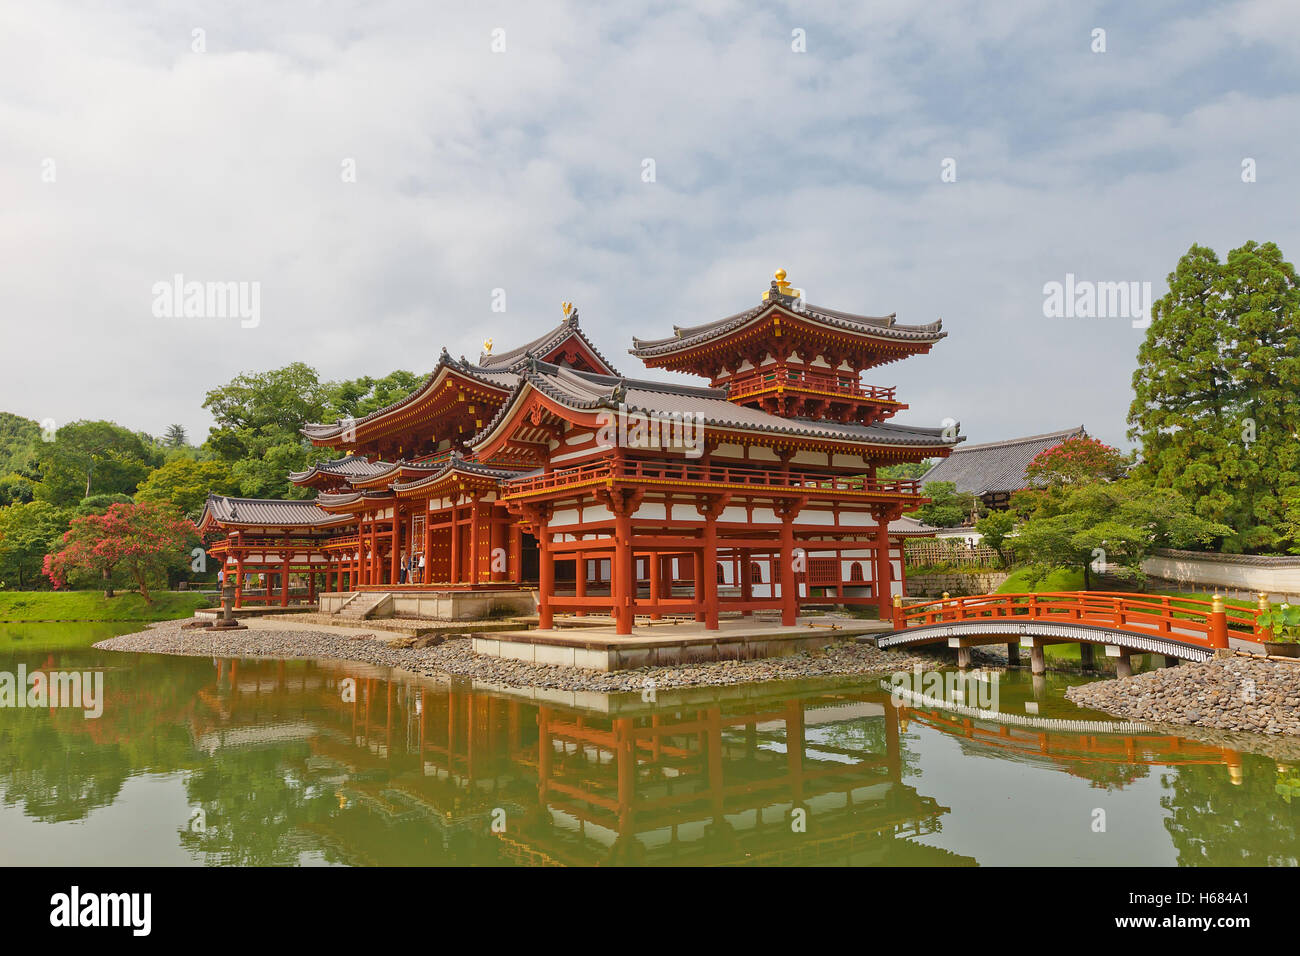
2,0 -> 1298,451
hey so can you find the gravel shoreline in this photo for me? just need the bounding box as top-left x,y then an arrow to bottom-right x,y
1066,655 -> 1300,737
94,618 -> 942,693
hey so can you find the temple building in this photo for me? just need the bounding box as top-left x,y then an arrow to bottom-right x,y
199,270 -> 960,633
918,425 -> 1086,512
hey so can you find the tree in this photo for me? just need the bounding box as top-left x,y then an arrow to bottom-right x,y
33,420 -> 159,506
974,509 -> 1016,563
203,363 -> 332,499
0,501 -> 70,589
0,412 -> 41,475
164,424 -> 188,448
1129,241 -> 1300,552
0,473 -> 36,507
325,370 -> 423,420
135,458 -> 239,516
1024,436 -> 1127,487
877,460 -> 933,481
1012,480 -> 1231,589
45,502 -> 198,602
915,481 -> 978,528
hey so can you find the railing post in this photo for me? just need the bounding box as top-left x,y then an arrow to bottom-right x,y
942,591 -> 950,622
892,593 -> 905,630
1255,591 -> 1271,642
1209,593 -> 1229,650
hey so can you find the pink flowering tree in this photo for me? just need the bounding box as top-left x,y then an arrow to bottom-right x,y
45,502 -> 198,603
1025,436 -> 1127,487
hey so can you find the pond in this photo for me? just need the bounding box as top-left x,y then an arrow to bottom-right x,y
1,623 -> 1296,866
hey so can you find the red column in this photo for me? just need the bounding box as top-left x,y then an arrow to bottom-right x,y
390,507 -> 401,587
574,549 -> 586,617
740,547 -> 753,615
779,509 -> 797,626
648,551 -> 661,621
692,549 -> 705,622
509,521 -> 522,584
614,507 -> 634,635
423,502 -> 434,586
469,497 -> 481,586
702,511 -> 719,630
235,556 -> 244,608
874,515 -> 893,619
279,558 -> 289,607
449,502 -> 460,585
489,508 -> 506,583
537,522 -> 554,629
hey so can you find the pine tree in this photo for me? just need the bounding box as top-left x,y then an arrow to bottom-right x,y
1129,241 -> 1300,551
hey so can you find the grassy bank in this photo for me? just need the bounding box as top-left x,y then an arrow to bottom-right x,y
0,590 -> 211,622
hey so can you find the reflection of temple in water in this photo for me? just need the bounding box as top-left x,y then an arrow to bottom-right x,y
199,658 -> 975,866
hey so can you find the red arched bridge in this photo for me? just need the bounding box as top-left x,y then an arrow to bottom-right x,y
881,591 -> 1269,675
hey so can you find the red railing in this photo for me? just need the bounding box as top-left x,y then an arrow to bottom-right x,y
504,458 -> 923,498
727,367 -> 897,403
894,591 -> 1265,649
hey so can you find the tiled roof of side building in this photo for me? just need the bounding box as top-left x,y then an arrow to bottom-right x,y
472,360 -> 962,450
287,455 -> 396,482
300,352 -> 519,441
919,426 -> 1087,496
629,292 -> 945,358
477,311 -> 621,376
200,494 -> 349,527
390,454 -> 539,493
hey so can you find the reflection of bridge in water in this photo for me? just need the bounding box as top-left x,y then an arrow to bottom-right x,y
882,591 -> 1267,674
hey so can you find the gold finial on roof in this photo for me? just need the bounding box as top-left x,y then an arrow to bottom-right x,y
763,268 -> 796,300
482,337 -> 493,355
562,301 -> 574,317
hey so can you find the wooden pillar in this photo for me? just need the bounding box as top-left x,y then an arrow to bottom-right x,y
308,566 -> 317,603
614,507 -> 634,636
489,507 -> 506,583
740,547 -> 752,616
537,518 -> 554,629
279,557 -> 289,607
690,549 -> 704,622
574,550 -> 586,617
1079,642 -> 1095,669
874,515 -> 893,619
1030,640 -> 1046,675
234,555 -> 244,608
702,511 -> 719,630
648,550 -> 661,621
469,497 -> 481,586
449,501 -> 461,585
390,507 -> 401,587
509,521 -> 522,584
779,508 -> 797,626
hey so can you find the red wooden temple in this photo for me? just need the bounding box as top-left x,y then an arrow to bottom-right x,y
198,270 -> 959,632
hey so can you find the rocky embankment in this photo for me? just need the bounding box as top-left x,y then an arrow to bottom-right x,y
95,619 -> 939,693
1066,654 -> 1300,737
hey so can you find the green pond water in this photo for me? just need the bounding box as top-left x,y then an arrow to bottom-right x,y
0,623 -> 1297,866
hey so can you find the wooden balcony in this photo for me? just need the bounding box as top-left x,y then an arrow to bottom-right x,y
727,368 -> 897,403
502,458 -> 923,501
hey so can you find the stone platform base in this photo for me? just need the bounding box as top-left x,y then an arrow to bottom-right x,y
473,618 -> 891,671
318,588 -> 536,621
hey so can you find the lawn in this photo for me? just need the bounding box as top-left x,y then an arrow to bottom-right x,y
0,590 -> 211,622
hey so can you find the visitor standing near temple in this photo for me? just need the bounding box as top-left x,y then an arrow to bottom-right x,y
399,553 -> 408,584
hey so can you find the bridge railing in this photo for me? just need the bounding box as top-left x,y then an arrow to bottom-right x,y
892,590 -> 1264,650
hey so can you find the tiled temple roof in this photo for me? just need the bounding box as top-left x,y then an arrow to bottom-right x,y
390,454 -> 537,494
300,352 -> 518,442
287,455 -> 395,483
199,494 -> 348,528
919,426 -> 1086,496
478,311 -> 621,376
473,360 -> 961,450
629,290 -> 945,359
